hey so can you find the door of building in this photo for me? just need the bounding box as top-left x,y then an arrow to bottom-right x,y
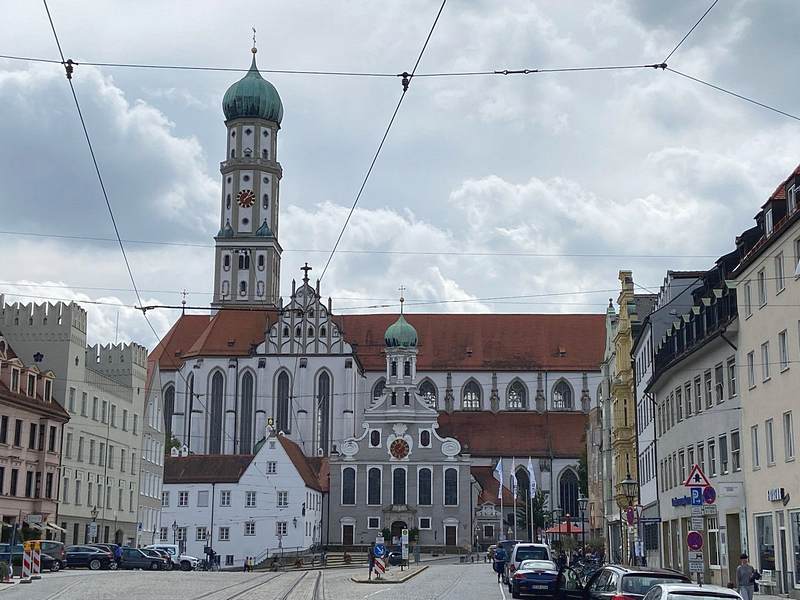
390,521 -> 407,543
445,525 -> 457,546
342,524 -> 354,546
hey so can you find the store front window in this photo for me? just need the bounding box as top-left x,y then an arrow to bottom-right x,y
707,517 -> 720,568
790,511 -> 800,588
755,514 -> 776,572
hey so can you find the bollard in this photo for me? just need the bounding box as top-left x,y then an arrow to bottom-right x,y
19,542 -> 32,584
31,541 -> 42,580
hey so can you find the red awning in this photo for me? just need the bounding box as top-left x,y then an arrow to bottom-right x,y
544,522 -> 584,534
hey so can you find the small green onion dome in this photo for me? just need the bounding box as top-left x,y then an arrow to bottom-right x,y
384,315 -> 418,348
255,219 -> 273,237
222,50 -> 284,124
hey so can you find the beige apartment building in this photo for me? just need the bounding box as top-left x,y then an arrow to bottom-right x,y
731,166 -> 800,597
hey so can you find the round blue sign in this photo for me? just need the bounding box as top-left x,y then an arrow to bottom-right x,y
374,544 -> 386,557
703,486 -> 716,505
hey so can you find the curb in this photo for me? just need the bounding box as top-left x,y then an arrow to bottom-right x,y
350,565 -> 429,584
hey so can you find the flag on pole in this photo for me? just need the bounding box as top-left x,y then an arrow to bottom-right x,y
493,458 -> 503,500
527,457 -> 537,496
511,458 -> 518,499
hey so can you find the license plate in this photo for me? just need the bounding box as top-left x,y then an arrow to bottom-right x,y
528,585 -> 548,590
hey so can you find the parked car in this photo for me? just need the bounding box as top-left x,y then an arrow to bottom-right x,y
641,583 -> 742,600
143,548 -> 173,570
386,550 -> 403,566
26,540 -> 66,563
65,545 -> 114,570
507,543 -> 552,586
144,544 -> 198,571
0,545 -> 63,572
556,565 -> 692,600
118,547 -> 167,570
40,552 -> 63,572
510,559 -> 560,599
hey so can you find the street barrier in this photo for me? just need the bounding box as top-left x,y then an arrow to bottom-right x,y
19,542 -> 32,584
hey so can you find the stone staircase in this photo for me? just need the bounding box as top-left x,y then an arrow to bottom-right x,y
319,552 -> 368,568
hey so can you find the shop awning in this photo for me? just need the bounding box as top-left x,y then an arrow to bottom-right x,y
46,522 -> 66,533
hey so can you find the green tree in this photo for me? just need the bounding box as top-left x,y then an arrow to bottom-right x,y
514,490 -> 548,538
577,448 -> 588,496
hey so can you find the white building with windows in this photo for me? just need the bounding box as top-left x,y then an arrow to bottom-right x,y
731,165 -> 800,597
160,430 -> 323,566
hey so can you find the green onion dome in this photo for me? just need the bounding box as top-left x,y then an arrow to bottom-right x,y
222,50 -> 284,124
384,315 -> 418,348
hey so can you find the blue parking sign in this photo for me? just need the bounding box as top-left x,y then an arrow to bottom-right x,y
690,487 -> 703,506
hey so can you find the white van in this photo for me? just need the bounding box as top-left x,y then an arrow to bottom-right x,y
506,543 -> 551,587
144,544 -> 199,571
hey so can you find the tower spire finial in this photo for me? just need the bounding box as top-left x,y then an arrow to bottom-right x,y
252,27 -> 257,54
301,263 -> 312,285
181,289 -> 188,315
398,285 -> 406,315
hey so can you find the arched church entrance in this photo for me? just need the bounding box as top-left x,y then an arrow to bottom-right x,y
390,520 -> 407,543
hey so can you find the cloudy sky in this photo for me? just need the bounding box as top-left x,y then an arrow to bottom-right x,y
1,0 -> 799,348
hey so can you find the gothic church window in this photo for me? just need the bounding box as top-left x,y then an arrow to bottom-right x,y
209,371 -> 224,454
282,326 -> 289,337
276,371 -> 291,434
418,468 -> 432,505
316,372 -> 331,455
559,469 -> 579,517
320,326 -> 327,337
367,467 -> 381,505
239,372 -> 254,454
552,380 -> 573,410
308,326 -> 314,338
295,326 -> 301,338
392,468 -> 406,505
507,380 -> 527,410
163,385 -> 175,444
342,467 -> 355,505
418,380 -> 437,407
462,381 -> 482,411
444,468 -> 458,506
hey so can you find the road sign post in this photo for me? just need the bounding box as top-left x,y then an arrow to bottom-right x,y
401,528 -> 409,571
687,531 -> 703,551
683,464 -> 711,488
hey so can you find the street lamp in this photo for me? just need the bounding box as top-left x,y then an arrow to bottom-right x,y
171,520 -> 178,545
577,495 -> 588,552
90,506 -> 99,542
620,473 -> 638,565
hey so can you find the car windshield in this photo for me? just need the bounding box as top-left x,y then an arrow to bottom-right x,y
516,548 -> 549,561
622,576 -> 689,595
521,560 -> 557,571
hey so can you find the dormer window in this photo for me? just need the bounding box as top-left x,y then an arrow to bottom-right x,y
27,374 -> 35,397
44,379 -> 52,402
765,208 -> 773,237
11,369 -> 19,393
789,186 -> 797,213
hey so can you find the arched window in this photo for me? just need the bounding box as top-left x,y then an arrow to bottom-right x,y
239,281 -> 247,296
257,255 -> 265,270
418,467 -> 432,505
552,380 -> 574,410
418,380 -> 437,407
282,326 -> 289,337
369,430 -> 381,448
320,326 -> 327,337
240,372 -> 254,454
342,467 -> 355,505
391,361 -> 397,377
420,430 -> 431,448
372,378 -> 385,402
184,373 -> 194,449
403,361 -> 411,377
276,371 -> 291,434
462,380 -> 482,410
295,326 -> 301,338
209,371 -> 224,454
444,468 -> 458,506
308,326 -> 314,338
163,385 -> 175,444
223,255 -> 230,270
367,467 -> 381,505
559,469 -> 579,518
317,372 -> 331,455
507,380 -> 527,410
392,468 -> 406,505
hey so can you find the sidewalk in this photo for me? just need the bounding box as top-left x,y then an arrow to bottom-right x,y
351,565 -> 428,584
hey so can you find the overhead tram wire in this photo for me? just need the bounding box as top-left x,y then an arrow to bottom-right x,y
319,0 -> 448,281
662,0 -> 720,63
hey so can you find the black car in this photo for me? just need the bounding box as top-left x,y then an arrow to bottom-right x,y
143,548 -> 173,570
386,550 -> 404,566
557,565 -> 691,600
40,552 -> 63,572
65,545 -> 114,570
118,547 -> 167,570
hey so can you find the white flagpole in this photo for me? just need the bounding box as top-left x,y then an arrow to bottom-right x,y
512,457 -> 517,541
528,457 -> 536,542
500,483 -> 504,542
494,458 -> 503,542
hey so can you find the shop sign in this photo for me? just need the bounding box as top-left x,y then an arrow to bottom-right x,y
767,487 -> 785,502
672,495 -> 693,507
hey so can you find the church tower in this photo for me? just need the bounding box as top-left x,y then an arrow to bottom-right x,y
212,42 -> 283,308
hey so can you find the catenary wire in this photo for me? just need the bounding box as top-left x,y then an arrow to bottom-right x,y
667,67 -> 800,122
319,0 -> 447,281
662,0 -> 720,63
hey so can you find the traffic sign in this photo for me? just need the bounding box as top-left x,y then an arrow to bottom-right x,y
691,516 -> 704,531
691,487 -> 703,506
684,464 -> 711,487
691,506 -> 702,516
88,522 -> 98,538
703,486 -> 717,505
688,551 -> 704,573
374,544 -> 386,558
687,530 -> 704,551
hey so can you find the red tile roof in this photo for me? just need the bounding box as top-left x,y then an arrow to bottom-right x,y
437,411 -> 587,458
338,313 -> 605,372
164,454 -> 255,484
154,311 -> 605,374
278,435 -> 324,492
307,456 -> 330,493
472,466 -> 521,505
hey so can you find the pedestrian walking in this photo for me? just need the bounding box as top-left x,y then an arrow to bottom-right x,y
114,544 -> 123,568
736,553 -> 757,600
368,543 -> 376,581
493,546 -> 507,583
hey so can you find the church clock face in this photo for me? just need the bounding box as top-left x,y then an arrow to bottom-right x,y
389,438 -> 410,459
237,189 -> 256,208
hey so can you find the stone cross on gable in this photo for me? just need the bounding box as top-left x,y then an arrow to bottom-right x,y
301,263 -> 312,284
